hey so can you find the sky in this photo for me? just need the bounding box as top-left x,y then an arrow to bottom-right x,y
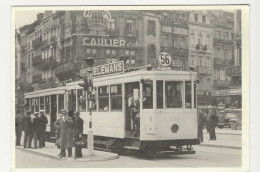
15,11 -> 43,29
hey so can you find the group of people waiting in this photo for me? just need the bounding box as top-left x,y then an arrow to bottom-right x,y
15,110 -> 48,149
198,106 -> 219,142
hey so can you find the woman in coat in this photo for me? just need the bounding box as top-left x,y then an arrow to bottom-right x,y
53,109 -> 74,158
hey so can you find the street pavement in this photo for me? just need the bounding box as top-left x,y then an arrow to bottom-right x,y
15,128 -> 242,168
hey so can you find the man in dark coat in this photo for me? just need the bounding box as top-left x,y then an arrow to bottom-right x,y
15,110 -> 23,146
22,110 -> 33,148
39,110 -> 48,148
53,109 -> 74,158
198,109 -> 206,142
73,111 -> 84,159
32,112 -> 41,149
207,107 -> 218,141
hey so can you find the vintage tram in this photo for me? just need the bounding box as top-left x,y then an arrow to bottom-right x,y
24,66 -> 199,157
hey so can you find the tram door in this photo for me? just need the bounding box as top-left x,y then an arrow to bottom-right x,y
125,82 -> 140,137
50,95 -> 57,136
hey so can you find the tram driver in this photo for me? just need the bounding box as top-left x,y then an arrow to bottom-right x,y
128,90 -> 140,137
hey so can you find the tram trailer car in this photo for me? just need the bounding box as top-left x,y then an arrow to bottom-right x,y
24,69 -> 200,157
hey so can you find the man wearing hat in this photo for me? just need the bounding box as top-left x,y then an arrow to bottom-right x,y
32,112 -> 41,149
206,106 -> 218,141
15,110 -> 23,146
53,109 -> 74,158
22,110 -> 33,148
73,111 -> 84,159
39,110 -> 48,148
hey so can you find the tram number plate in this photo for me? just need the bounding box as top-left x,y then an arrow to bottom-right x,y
159,52 -> 172,67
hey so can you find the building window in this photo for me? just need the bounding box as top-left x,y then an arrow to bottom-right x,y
166,81 -> 183,108
107,18 -> 116,31
110,84 -> 122,111
202,16 -> 206,23
190,33 -> 195,46
148,44 -> 156,59
224,32 -> 229,40
111,49 -> 116,55
126,19 -> 134,31
147,20 -> 156,35
217,31 -> 221,39
125,50 -> 130,56
86,48 -> 91,54
207,57 -> 211,69
198,34 -> 203,45
92,48 -> 97,54
190,55 -> 195,66
195,14 -> 198,21
130,50 -> 135,56
98,86 -> 109,111
106,49 -> 111,55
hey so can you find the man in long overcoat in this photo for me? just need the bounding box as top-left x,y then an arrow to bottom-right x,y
53,110 -> 74,158
32,112 -> 41,149
15,110 -> 23,146
207,108 -> 218,141
198,109 -> 206,142
73,111 -> 84,159
22,110 -> 33,148
39,110 -> 48,148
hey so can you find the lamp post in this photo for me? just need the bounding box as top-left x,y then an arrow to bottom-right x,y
84,57 -> 95,155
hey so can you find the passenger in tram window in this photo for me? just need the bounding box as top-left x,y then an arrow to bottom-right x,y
166,82 -> 182,108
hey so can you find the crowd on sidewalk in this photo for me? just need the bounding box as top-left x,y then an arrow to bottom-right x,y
15,109 -> 85,159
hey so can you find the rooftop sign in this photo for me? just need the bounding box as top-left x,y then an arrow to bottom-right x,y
93,61 -> 124,77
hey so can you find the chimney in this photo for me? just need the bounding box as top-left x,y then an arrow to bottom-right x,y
44,10 -> 53,18
37,13 -> 44,21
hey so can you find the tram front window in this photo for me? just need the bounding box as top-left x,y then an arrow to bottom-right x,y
157,80 -> 163,109
185,81 -> 191,108
111,84 -> 122,111
98,86 -> 109,111
166,81 -> 183,108
143,81 -> 153,109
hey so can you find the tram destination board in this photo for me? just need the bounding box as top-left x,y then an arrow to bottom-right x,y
80,61 -> 124,77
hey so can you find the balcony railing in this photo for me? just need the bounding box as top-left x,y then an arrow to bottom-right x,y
32,74 -> 42,84
214,58 -> 233,67
40,39 -> 49,48
32,36 -> 42,48
213,38 -> 233,45
196,66 -> 211,75
40,56 -> 57,69
32,55 -> 42,65
214,80 -> 231,89
55,61 -> 82,75
225,66 -> 241,76
196,45 -> 207,51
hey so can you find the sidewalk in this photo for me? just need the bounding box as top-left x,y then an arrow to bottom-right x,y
200,129 -> 242,150
16,141 -> 119,162
203,128 -> 242,135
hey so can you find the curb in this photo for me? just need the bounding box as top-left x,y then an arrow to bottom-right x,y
203,132 -> 241,136
16,146 -> 119,162
199,144 -> 242,150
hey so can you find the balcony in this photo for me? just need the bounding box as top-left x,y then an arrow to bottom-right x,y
214,58 -> 233,67
196,45 -> 207,51
213,38 -> 233,45
214,80 -> 231,89
173,47 -> 189,57
32,36 -> 42,48
40,56 -> 57,69
55,61 -> 82,76
124,29 -> 136,37
40,39 -> 49,48
225,66 -> 241,76
32,74 -> 42,84
50,35 -> 57,43
32,55 -> 42,65
196,66 -> 211,75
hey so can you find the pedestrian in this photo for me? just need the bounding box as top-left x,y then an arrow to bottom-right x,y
32,112 -> 41,149
53,109 -> 74,158
73,111 -> 84,159
198,109 -> 206,142
39,110 -> 48,148
207,107 -> 218,141
22,110 -> 33,148
15,110 -> 23,146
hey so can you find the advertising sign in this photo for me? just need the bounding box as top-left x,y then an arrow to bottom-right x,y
93,61 -> 124,77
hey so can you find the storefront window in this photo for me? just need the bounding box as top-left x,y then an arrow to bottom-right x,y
165,81 -> 183,108
45,96 -> 50,114
143,81 -> 153,109
156,80 -> 163,109
58,94 -> 64,112
185,81 -> 191,108
110,84 -> 122,111
98,86 -> 109,111
40,97 -> 44,110
77,89 -> 86,112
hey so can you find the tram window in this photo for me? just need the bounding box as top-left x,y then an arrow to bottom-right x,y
35,98 -> 39,112
110,84 -> 122,111
92,88 -> 97,111
194,82 -> 197,108
77,89 -> 86,112
143,81 -> 153,109
45,96 -> 50,114
40,97 -> 44,110
185,81 -> 192,108
165,81 -> 183,108
25,98 -> 29,111
68,90 -> 76,111
30,98 -> 34,113
58,94 -> 64,112
98,86 -> 109,111
157,80 -> 163,109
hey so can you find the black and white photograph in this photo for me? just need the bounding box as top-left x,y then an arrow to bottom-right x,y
12,5 -> 249,171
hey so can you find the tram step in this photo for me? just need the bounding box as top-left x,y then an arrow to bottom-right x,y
123,146 -> 140,150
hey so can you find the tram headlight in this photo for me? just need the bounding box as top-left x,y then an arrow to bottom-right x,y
171,124 -> 179,133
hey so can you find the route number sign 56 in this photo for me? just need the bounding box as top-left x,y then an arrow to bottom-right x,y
159,52 -> 172,67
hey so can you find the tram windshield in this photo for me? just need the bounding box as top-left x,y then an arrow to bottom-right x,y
165,81 -> 183,108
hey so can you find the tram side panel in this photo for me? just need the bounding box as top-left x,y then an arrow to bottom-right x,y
140,110 -> 198,141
